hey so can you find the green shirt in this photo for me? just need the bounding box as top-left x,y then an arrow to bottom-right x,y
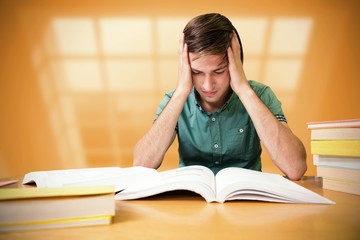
155,80 -> 285,174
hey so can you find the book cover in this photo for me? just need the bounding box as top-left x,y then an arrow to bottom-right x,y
0,185 -> 115,200
0,215 -> 112,232
307,119 -> 360,129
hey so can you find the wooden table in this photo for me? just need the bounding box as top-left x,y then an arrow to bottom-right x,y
0,176 -> 359,240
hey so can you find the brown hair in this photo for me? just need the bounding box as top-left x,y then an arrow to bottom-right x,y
183,13 -> 244,62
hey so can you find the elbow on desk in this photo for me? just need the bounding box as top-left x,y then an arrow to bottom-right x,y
133,141 -> 148,167
133,153 -> 150,168
282,137 -> 308,180
133,148 -> 162,169
133,158 -> 157,168
284,152 -> 308,181
285,163 -> 307,181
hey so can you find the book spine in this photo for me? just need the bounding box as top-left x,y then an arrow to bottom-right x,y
307,119 -> 360,129
322,178 -> 360,195
310,128 -> 360,140
316,166 -> 360,182
310,140 -> 360,157
313,154 -> 360,168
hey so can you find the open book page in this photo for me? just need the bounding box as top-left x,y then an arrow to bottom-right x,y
22,167 -> 158,192
215,168 -> 335,204
115,165 -> 216,202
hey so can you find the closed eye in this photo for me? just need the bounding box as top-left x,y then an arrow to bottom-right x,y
213,65 -> 228,74
214,70 -> 226,74
191,70 -> 201,75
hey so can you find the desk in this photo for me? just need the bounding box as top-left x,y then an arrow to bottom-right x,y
0,176 -> 359,240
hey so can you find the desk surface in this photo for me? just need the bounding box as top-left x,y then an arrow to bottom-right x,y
0,176 -> 359,240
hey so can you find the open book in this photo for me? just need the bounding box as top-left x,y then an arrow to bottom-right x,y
23,165 -> 334,204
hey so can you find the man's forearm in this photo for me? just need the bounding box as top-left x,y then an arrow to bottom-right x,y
133,89 -> 189,168
235,86 -> 307,180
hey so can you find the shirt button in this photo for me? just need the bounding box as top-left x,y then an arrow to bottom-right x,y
239,128 -> 244,133
212,117 -> 216,122
214,144 -> 219,148
215,161 -> 220,165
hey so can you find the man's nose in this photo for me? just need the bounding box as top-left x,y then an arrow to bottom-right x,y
203,75 -> 214,90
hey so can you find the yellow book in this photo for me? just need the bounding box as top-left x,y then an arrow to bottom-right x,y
0,186 -> 115,232
0,186 -> 114,200
0,215 -> 112,232
310,140 -> 360,157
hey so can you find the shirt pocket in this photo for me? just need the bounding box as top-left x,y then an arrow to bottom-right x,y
223,122 -> 250,159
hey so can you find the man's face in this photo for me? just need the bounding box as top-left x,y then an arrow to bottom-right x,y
189,53 -> 232,112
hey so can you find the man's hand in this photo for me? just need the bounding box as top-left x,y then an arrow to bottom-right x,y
227,33 -> 250,94
177,33 -> 193,95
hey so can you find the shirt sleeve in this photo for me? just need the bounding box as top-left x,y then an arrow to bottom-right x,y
154,90 -> 179,131
154,90 -> 175,121
250,81 -> 287,123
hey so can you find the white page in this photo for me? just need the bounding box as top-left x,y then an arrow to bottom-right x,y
115,165 -> 216,202
22,166 -> 159,192
215,167 -> 334,204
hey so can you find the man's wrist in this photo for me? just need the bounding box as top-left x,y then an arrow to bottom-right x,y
174,86 -> 192,98
233,81 -> 253,98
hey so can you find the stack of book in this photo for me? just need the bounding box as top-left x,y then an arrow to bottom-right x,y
307,119 -> 360,195
0,186 -> 115,232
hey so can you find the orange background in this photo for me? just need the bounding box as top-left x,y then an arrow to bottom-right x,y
1,0 -> 359,177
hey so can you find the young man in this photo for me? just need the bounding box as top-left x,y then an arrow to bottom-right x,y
133,13 -> 307,180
